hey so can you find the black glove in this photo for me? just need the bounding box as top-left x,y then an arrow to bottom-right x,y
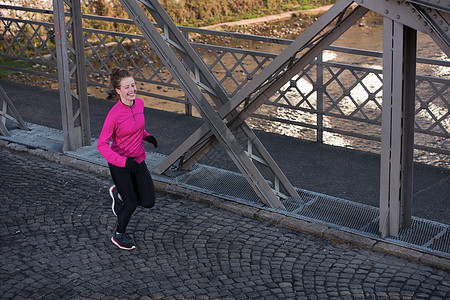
146,135 -> 158,148
125,157 -> 139,170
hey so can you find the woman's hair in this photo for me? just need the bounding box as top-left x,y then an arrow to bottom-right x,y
109,67 -> 131,101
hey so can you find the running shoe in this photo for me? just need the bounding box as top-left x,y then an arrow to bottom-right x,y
109,185 -> 123,216
111,232 -> 136,250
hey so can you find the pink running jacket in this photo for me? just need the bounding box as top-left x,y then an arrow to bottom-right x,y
97,98 -> 151,167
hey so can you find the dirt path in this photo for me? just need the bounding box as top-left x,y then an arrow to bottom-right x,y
201,5 -> 333,30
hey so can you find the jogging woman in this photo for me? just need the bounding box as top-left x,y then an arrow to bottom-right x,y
97,67 -> 157,250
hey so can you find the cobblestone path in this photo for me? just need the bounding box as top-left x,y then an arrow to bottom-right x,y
1,147 -> 449,299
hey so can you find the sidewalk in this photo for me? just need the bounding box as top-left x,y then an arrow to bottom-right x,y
1,78 -> 450,262
2,137 -> 450,298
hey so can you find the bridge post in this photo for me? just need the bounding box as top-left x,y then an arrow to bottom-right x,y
380,19 -> 417,238
52,0 -> 90,151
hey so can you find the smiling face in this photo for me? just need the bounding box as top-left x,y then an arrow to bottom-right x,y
115,76 -> 137,105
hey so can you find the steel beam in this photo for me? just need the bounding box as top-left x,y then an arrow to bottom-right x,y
0,83 -> 29,136
380,19 -> 417,238
53,0 -> 90,151
406,0 -> 450,13
72,0 -> 91,147
354,0 -> 449,57
401,25 -> 417,230
53,0 -> 75,151
412,5 -> 449,55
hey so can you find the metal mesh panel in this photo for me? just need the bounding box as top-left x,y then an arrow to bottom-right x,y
387,219 -> 450,255
166,160 -> 449,257
151,141 -> 449,256
159,156 -> 450,257
426,228 -> 450,254
285,192 -> 379,230
164,163 -> 262,205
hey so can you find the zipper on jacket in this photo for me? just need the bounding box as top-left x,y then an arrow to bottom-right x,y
130,106 -> 136,121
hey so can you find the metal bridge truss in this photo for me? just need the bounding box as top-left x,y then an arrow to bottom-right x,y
116,0 -> 449,237
0,0 -> 448,238
118,0 -> 373,211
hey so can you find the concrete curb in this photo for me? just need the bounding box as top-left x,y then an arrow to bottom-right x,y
2,139 -> 449,271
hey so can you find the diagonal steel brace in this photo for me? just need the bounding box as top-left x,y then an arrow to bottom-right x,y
137,0 -> 301,200
119,0 -> 288,208
353,0 -> 449,57
0,83 -> 29,136
156,2 -> 368,175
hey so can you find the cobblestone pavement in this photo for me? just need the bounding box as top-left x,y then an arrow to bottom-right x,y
1,147 -> 449,299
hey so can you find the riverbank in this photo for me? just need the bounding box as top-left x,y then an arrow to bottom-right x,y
201,5 -> 333,30
196,4 -> 381,41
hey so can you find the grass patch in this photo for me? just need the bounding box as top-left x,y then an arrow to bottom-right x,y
281,4 -> 318,11
0,59 -> 40,78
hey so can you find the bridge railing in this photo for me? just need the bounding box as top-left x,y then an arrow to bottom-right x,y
0,4 -> 448,166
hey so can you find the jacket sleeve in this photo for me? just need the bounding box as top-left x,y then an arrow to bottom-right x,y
142,129 -> 151,141
138,99 -> 151,141
97,115 -> 127,167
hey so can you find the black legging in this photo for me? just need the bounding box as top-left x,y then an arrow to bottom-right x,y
108,161 -> 156,233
